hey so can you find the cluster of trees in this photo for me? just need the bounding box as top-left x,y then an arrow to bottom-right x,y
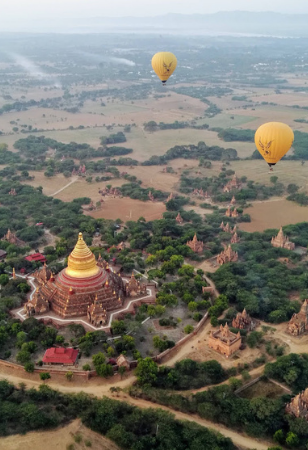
211,230 -> 306,323
264,353 -> 308,392
142,142 -> 238,165
0,380 -> 236,449
100,131 -> 126,145
136,357 -> 227,390
119,182 -> 168,202
217,128 -> 255,142
130,376 -> 308,448
143,120 -> 209,132
180,171 -> 284,203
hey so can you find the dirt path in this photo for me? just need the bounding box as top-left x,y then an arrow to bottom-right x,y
51,177 -> 78,196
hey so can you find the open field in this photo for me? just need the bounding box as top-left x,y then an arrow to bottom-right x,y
229,159 -> 308,189
239,199 -> 308,232
85,196 -> 166,221
0,419 -> 119,450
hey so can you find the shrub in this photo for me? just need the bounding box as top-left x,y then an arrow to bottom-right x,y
24,362 -> 35,373
184,325 -> 194,334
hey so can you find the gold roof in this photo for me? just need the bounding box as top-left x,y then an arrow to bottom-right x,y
66,232 -> 100,278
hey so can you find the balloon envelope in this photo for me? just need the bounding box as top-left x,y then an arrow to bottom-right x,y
254,122 -> 294,166
151,52 -> 177,83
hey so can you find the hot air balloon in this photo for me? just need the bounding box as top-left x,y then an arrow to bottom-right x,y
254,122 -> 294,171
151,52 -> 177,84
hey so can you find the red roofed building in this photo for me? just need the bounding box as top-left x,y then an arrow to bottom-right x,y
42,347 -> 79,365
25,253 -> 46,264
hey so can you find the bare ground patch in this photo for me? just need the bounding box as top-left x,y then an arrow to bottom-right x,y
85,197 -> 166,222
0,419 -> 120,450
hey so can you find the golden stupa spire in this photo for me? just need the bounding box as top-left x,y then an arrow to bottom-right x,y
65,232 -> 100,279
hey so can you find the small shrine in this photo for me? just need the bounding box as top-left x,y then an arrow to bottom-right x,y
148,191 -> 155,202
186,233 -> 204,253
87,294 -> 108,327
223,174 -> 242,193
176,213 -> 183,224
287,300 -> 308,336
116,354 -> 130,370
217,244 -> 238,265
231,196 -> 236,205
225,206 -> 239,218
286,388 -> 308,419
271,227 -> 295,250
125,273 -> 147,297
231,232 -> 240,244
208,323 -> 242,358
8,188 -> 17,196
166,192 -> 175,203
24,287 -> 50,317
220,222 -> 231,233
232,309 -> 255,331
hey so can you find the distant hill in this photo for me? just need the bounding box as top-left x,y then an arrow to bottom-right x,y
2,11 -> 308,36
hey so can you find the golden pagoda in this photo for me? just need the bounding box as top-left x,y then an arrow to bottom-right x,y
25,232 -> 125,321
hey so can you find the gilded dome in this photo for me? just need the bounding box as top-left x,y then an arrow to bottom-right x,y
65,232 -> 100,278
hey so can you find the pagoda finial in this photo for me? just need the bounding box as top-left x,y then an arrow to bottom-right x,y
12,267 -> 16,279
78,232 -> 83,240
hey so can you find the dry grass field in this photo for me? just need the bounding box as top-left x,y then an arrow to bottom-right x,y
0,419 -> 120,450
239,199 -> 308,232
85,197 -> 166,222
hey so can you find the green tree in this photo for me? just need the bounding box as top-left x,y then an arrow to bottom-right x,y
66,371 -> 74,381
40,372 -> 51,382
184,325 -> 194,334
0,274 -> 9,286
135,357 -> 158,386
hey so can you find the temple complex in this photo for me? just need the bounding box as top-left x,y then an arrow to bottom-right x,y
2,229 -> 25,247
186,233 -> 204,253
217,244 -> 238,265
24,232 -> 126,326
232,309 -> 255,330
208,323 -> 242,357
286,388 -> 308,419
125,273 -> 147,297
223,174 -> 242,193
287,300 -> 308,336
231,232 -> 240,244
176,213 -> 183,224
271,227 -> 295,250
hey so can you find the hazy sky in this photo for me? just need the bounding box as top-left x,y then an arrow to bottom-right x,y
2,0 -> 308,20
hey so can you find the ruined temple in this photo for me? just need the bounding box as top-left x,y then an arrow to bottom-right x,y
220,222 -> 231,233
271,227 -> 295,250
24,232 -> 125,325
226,206 -> 239,218
232,309 -> 255,330
223,174 -> 242,193
286,388 -> 308,419
231,196 -> 236,205
2,229 -> 25,247
217,244 -> 238,265
8,188 -> 17,196
208,323 -> 241,358
186,233 -> 204,253
148,191 -> 155,202
287,300 -> 308,336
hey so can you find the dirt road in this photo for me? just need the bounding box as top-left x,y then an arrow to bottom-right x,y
0,370 -> 272,450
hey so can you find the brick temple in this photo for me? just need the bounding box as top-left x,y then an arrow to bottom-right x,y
287,300 -> 308,336
271,227 -> 295,250
286,388 -> 308,419
208,323 -> 242,358
223,174 -> 242,193
232,309 -> 255,331
217,244 -> 238,265
24,232 -> 133,326
186,233 -> 204,253
2,229 -> 25,247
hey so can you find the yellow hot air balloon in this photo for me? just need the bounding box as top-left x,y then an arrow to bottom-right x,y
254,122 -> 294,170
151,52 -> 177,84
